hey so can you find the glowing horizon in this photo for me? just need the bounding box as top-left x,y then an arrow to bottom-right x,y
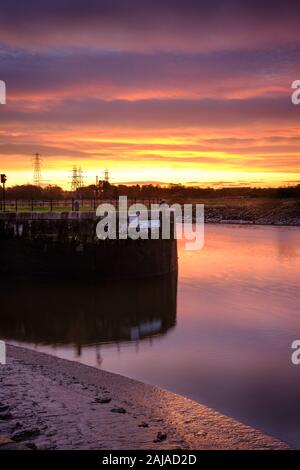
1,1 -> 300,189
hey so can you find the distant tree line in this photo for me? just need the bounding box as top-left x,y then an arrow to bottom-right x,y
5,184 -> 65,200
3,183 -> 300,200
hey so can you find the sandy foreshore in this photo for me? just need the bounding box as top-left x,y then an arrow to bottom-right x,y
0,345 -> 291,450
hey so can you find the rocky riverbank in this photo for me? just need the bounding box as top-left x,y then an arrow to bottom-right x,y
199,198 -> 300,225
0,345 -> 291,450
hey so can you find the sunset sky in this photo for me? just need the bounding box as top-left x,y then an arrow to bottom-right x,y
1,0 -> 300,188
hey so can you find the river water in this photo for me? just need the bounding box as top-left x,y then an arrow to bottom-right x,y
2,224 -> 300,448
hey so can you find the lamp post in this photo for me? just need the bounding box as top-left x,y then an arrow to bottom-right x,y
1,174 -> 7,211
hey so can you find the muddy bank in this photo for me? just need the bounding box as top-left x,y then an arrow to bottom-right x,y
0,345 -> 291,450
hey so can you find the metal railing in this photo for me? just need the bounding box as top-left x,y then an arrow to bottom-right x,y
0,198 -> 161,212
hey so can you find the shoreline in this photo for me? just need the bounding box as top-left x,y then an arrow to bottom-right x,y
0,345 -> 291,450
199,218 -> 300,227
204,220 -> 300,226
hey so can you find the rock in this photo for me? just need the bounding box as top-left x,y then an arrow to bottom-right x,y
95,397 -> 112,404
138,422 -> 149,428
110,407 -> 127,414
12,428 -> 41,442
154,432 -> 167,443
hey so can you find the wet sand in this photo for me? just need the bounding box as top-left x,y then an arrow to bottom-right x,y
0,345 -> 291,450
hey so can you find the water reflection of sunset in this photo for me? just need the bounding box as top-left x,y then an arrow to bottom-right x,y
179,225 -> 300,281
13,225 -> 300,448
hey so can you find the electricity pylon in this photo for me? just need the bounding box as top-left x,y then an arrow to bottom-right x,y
70,165 -> 84,191
33,153 -> 42,186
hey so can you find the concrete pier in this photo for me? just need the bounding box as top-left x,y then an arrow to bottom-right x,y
0,211 -> 178,279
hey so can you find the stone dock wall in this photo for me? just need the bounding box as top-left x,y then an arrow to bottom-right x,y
0,212 -> 178,279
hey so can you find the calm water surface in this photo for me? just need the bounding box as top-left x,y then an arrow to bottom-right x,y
2,224 -> 300,447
